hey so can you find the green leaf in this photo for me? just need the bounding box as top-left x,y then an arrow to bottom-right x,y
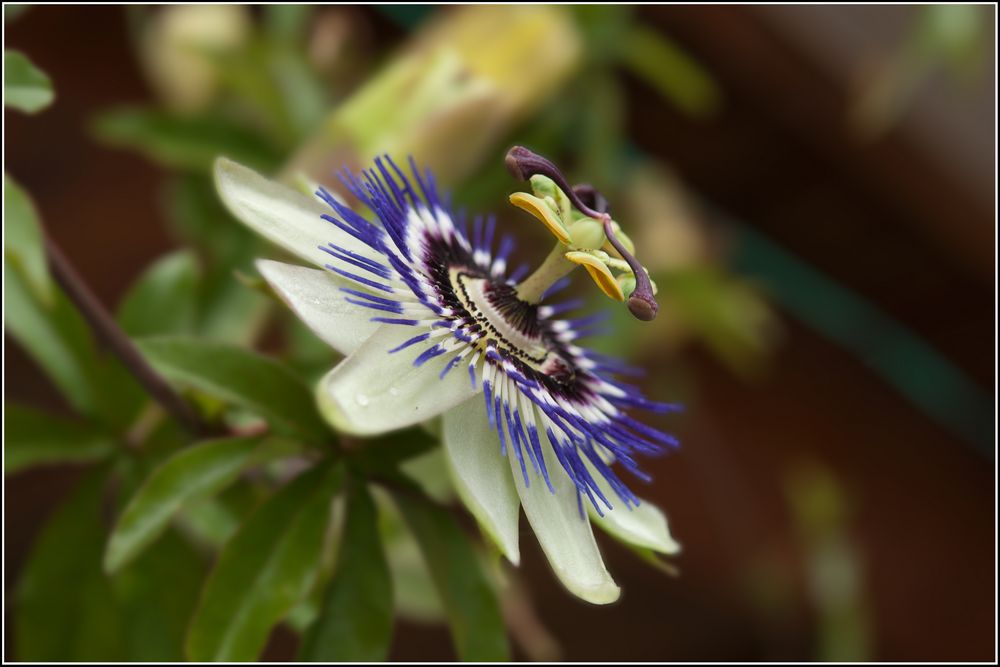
3,173 -> 52,304
4,403 -> 115,474
105,434 -> 278,573
300,475 -> 393,661
391,482 -> 509,661
4,5 -> 31,23
264,5 -> 312,43
186,463 -> 343,661
116,249 -> 200,337
16,471 -> 124,660
112,529 -> 207,661
164,173 -> 248,257
162,174 -> 271,344
618,26 -> 721,117
15,469 -> 209,661
91,107 -> 282,172
136,336 -> 330,442
657,266 -> 774,377
4,263 -> 145,429
4,50 -> 54,113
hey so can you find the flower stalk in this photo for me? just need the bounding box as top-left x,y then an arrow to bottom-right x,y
515,244 -> 575,304
44,236 -> 208,436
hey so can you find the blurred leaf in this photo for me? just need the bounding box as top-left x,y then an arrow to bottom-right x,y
300,474 -> 392,661
137,336 -> 331,443
162,174 -> 271,344
399,446 -> 456,504
351,427 -> 438,475
176,483 -> 258,550
4,403 -> 115,475
270,47 -> 328,139
785,463 -> 871,661
208,41 -> 300,147
4,49 -> 54,113
264,5 -> 312,43
618,25 -> 721,117
374,490 -> 446,623
186,462 -> 342,661
575,72 -> 626,188
4,263 -> 144,429
912,5 -> 988,73
163,172 -> 249,257
117,250 -> 200,337
112,529 -> 206,661
658,266 -> 774,377
197,262 -> 271,345
91,107 -> 282,172
3,173 -> 52,304
391,482 -> 509,661
285,491 -> 346,636
261,0 -> 330,138
283,307 -> 339,380
572,5 -> 632,62
4,5 -> 30,22
105,434 -> 282,573
16,471 -> 124,660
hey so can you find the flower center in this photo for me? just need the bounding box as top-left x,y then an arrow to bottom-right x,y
450,268 -> 575,383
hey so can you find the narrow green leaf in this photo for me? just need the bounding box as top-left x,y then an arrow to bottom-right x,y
391,483 -> 509,661
3,173 -> 52,304
91,107 -> 282,172
618,26 -> 722,117
164,173 -> 249,257
372,489 -> 446,622
300,475 -> 392,661
4,263 -> 145,429
4,262 -> 96,414
4,403 -> 114,474
16,471 -> 124,660
162,174 -> 271,344
5,5 -> 31,23
186,463 -> 343,661
264,5 -> 311,43
104,434 -> 273,573
116,250 -> 199,337
136,336 -> 330,442
4,50 -> 54,113
112,529 -> 207,661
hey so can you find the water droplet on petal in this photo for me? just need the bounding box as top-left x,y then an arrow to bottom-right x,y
355,393 -> 369,407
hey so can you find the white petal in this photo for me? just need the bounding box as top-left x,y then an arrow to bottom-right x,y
316,324 -> 478,436
214,157 -> 379,268
443,396 -> 521,565
587,461 -> 681,554
511,427 -> 620,604
256,259 -> 380,356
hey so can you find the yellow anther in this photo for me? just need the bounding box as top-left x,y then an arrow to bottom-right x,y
508,192 -> 572,244
565,251 -> 625,302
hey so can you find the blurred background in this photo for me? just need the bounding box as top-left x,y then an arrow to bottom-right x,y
4,4 -> 995,661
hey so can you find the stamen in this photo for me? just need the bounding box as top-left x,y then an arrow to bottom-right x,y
505,146 -> 607,221
602,218 -> 659,321
505,145 -> 659,321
